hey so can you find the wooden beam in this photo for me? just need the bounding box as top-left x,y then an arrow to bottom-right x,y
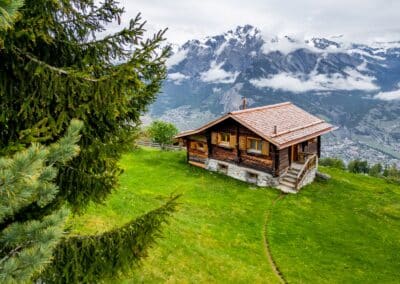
189,161 -> 206,168
317,136 -> 321,158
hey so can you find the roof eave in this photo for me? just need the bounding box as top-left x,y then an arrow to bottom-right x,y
275,126 -> 338,150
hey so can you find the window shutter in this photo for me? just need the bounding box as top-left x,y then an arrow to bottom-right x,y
246,138 -> 251,149
262,141 -> 269,156
230,134 -> 237,147
203,143 -> 208,153
211,132 -> 217,144
190,141 -> 196,149
239,136 -> 247,150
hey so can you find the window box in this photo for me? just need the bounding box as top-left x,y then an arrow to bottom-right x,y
246,149 -> 262,155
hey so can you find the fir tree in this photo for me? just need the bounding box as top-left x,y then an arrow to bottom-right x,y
0,120 -> 83,283
0,0 -> 170,211
0,0 -> 24,31
0,0 -> 178,281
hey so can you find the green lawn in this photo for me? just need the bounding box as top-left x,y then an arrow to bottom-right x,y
268,167 -> 400,283
70,148 -> 400,283
70,147 -> 281,283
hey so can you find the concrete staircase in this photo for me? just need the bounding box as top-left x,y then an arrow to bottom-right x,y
277,163 -> 303,193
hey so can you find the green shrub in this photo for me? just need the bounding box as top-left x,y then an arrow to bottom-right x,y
368,163 -> 383,177
147,121 -> 178,149
348,160 -> 369,174
319,157 -> 346,170
383,164 -> 400,184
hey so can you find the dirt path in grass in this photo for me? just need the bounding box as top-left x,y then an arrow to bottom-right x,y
263,193 -> 287,284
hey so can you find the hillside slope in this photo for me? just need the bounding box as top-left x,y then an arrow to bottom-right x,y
269,167 -> 400,283
70,148 -> 400,283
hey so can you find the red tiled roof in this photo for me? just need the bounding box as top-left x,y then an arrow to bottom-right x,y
175,102 -> 336,149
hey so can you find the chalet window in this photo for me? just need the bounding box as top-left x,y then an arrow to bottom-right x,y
220,133 -> 230,143
189,141 -> 208,153
196,142 -> 204,151
248,138 -> 262,153
246,137 -> 269,156
211,132 -> 236,148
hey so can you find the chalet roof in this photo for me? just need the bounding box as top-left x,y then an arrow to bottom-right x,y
175,102 -> 337,149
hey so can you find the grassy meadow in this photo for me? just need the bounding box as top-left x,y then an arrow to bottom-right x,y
70,147 -> 400,283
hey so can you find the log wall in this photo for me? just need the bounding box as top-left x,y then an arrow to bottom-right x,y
183,117 -> 322,177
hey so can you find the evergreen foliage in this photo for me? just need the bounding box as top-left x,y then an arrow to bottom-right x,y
0,120 -> 83,283
0,0 -> 23,31
0,0 -> 178,281
0,0 -> 170,212
40,195 -> 179,283
147,121 -> 178,149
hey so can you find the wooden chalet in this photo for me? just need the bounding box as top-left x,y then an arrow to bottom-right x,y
175,102 -> 336,193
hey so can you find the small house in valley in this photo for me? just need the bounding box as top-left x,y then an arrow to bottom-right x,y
175,102 -> 336,193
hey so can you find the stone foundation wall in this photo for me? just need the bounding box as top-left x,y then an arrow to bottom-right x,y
206,158 -> 279,187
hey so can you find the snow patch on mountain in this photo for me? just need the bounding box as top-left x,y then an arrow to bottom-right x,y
200,61 -> 239,84
215,41 -> 228,56
262,36 -> 343,55
250,68 -> 379,93
166,48 -> 188,68
374,89 -> 400,100
346,48 -> 386,61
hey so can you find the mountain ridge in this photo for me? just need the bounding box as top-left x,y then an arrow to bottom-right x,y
149,25 -> 400,166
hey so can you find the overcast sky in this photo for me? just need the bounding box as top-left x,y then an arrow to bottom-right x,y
114,0 -> 400,45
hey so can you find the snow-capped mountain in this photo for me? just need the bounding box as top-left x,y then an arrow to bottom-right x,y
150,25 -> 400,166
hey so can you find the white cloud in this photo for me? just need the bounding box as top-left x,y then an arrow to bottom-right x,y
168,72 -> 189,84
250,69 -> 379,92
166,48 -> 188,68
374,89 -> 400,100
200,61 -> 239,84
115,0 -> 400,45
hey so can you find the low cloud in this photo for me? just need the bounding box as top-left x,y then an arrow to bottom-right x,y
374,89 -> 400,100
168,72 -> 189,84
250,69 -> 379,92
200,61 -> 239,84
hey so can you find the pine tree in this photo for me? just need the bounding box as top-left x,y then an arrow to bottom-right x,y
0,120 -> 83,283
0,0 -> 178,281
0,0 -> 170,211
0,0 -> 24,31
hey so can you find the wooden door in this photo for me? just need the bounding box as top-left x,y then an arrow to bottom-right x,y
291,144 -> 299,162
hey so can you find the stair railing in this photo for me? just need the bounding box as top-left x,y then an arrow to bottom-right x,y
295,153 -> 317,190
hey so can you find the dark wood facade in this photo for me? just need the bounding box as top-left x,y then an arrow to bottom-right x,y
184,118 -> 320,177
